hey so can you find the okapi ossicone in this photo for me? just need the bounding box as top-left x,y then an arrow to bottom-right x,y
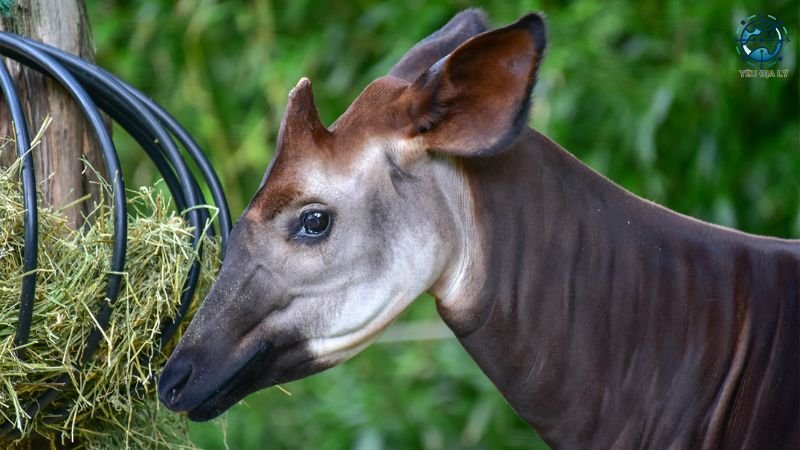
159,10 -> 799,449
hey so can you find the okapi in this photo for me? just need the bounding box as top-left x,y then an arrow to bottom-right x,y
159,10 -> 799,449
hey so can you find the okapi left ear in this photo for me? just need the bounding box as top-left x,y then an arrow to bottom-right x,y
389,8 -> 489,82
402,13 -> 546,157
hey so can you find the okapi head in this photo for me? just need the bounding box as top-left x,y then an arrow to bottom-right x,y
159,10 -> 546,421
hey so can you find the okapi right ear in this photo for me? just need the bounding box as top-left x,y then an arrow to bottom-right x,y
402,13 -> 547,158
389,8 -> 489,82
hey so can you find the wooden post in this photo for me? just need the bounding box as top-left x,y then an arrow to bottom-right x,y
1,2 -> 103,445
0,0 -> 108,228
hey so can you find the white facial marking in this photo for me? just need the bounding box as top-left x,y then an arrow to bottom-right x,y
297,140 -> 449,364
264,135 -> 483,367
429,158 -> 481,310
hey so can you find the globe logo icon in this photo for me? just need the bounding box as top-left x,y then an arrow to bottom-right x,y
735,14 -> 790,69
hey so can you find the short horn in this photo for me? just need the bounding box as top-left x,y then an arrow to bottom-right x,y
278,77 -> 330,148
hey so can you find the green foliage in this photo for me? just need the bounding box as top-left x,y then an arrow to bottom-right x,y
84,0 -> 798,448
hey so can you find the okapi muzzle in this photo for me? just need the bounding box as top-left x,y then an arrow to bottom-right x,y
157,219 -> 326,421
159,9 -> 799,449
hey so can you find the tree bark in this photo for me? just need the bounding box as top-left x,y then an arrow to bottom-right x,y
0,0 -> 107,229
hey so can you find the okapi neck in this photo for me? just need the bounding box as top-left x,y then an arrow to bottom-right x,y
437,128 -> 795,448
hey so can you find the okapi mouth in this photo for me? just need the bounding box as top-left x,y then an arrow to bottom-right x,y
181,339 -> 326,422
184,340 -> 274,421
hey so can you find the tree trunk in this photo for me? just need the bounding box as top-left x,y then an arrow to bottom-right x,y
0,0 -> 107,229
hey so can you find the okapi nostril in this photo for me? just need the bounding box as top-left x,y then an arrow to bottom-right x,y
159,362 -> 193,409
169,387 -> 178,404
171,366 -> 192,396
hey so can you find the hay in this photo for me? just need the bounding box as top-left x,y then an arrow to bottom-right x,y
0,151 -> 220,448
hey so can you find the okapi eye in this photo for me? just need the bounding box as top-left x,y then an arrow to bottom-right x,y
300,211 -> 331,236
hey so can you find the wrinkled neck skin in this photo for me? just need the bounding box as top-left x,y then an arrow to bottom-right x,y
429,128 -> 799,449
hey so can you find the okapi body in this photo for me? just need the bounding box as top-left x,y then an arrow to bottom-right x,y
159,10 -> 799,449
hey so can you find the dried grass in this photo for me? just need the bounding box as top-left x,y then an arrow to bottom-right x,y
0,149 -> 219,448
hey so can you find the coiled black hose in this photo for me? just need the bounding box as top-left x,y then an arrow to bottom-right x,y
0,31 -> 231,436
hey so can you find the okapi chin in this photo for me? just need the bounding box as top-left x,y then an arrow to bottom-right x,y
159,9 -> 799,449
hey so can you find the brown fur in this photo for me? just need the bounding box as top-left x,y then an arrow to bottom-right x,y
160,12 -> 798,449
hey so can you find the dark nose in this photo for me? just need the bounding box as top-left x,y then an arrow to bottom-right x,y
158,359 -> 193,411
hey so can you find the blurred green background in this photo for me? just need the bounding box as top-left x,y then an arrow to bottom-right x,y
84,0 -> 798,449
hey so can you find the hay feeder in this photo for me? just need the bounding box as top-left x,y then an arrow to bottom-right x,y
0,31 -> 231,446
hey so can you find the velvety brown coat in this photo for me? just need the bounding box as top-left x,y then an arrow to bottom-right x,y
160,10 -> 799,449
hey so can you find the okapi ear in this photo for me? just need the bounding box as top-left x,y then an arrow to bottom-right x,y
277,77 -> 331,153
404,13 -> 546,157
389,9 -> 489,82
